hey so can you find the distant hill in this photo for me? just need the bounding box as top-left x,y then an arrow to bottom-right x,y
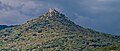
0,25 -> 12,30
0,8 -> 120,51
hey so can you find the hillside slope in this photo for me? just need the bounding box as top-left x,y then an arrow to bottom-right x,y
0,8 -> 120,51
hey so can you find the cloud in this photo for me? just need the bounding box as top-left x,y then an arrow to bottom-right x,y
73,13 -> 95,27
0,0 -> 43,25
0,9 -> 28,25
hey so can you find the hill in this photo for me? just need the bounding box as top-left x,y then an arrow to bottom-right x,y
0,25 -> 9,30
0,25 -> 13,30
0,8 -> 120,51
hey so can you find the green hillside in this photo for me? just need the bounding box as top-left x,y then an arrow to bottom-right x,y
0,8 -> 120,51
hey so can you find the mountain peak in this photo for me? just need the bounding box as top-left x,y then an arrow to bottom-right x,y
45,8 -> 59,17
48,8 -> 56,13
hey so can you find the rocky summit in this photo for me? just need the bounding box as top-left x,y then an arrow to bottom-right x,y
0,8 -> 120,51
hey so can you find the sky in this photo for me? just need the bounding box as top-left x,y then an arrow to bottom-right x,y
0,0 -> 120,35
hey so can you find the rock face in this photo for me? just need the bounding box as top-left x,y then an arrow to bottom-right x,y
0,8 -> 120,51
46,8 -> 60,17
48,8 -> 55,13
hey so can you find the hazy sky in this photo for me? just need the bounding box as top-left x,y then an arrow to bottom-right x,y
0,0 -> 120,35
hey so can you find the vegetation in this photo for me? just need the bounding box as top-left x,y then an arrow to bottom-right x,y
0,9 -> 120,51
